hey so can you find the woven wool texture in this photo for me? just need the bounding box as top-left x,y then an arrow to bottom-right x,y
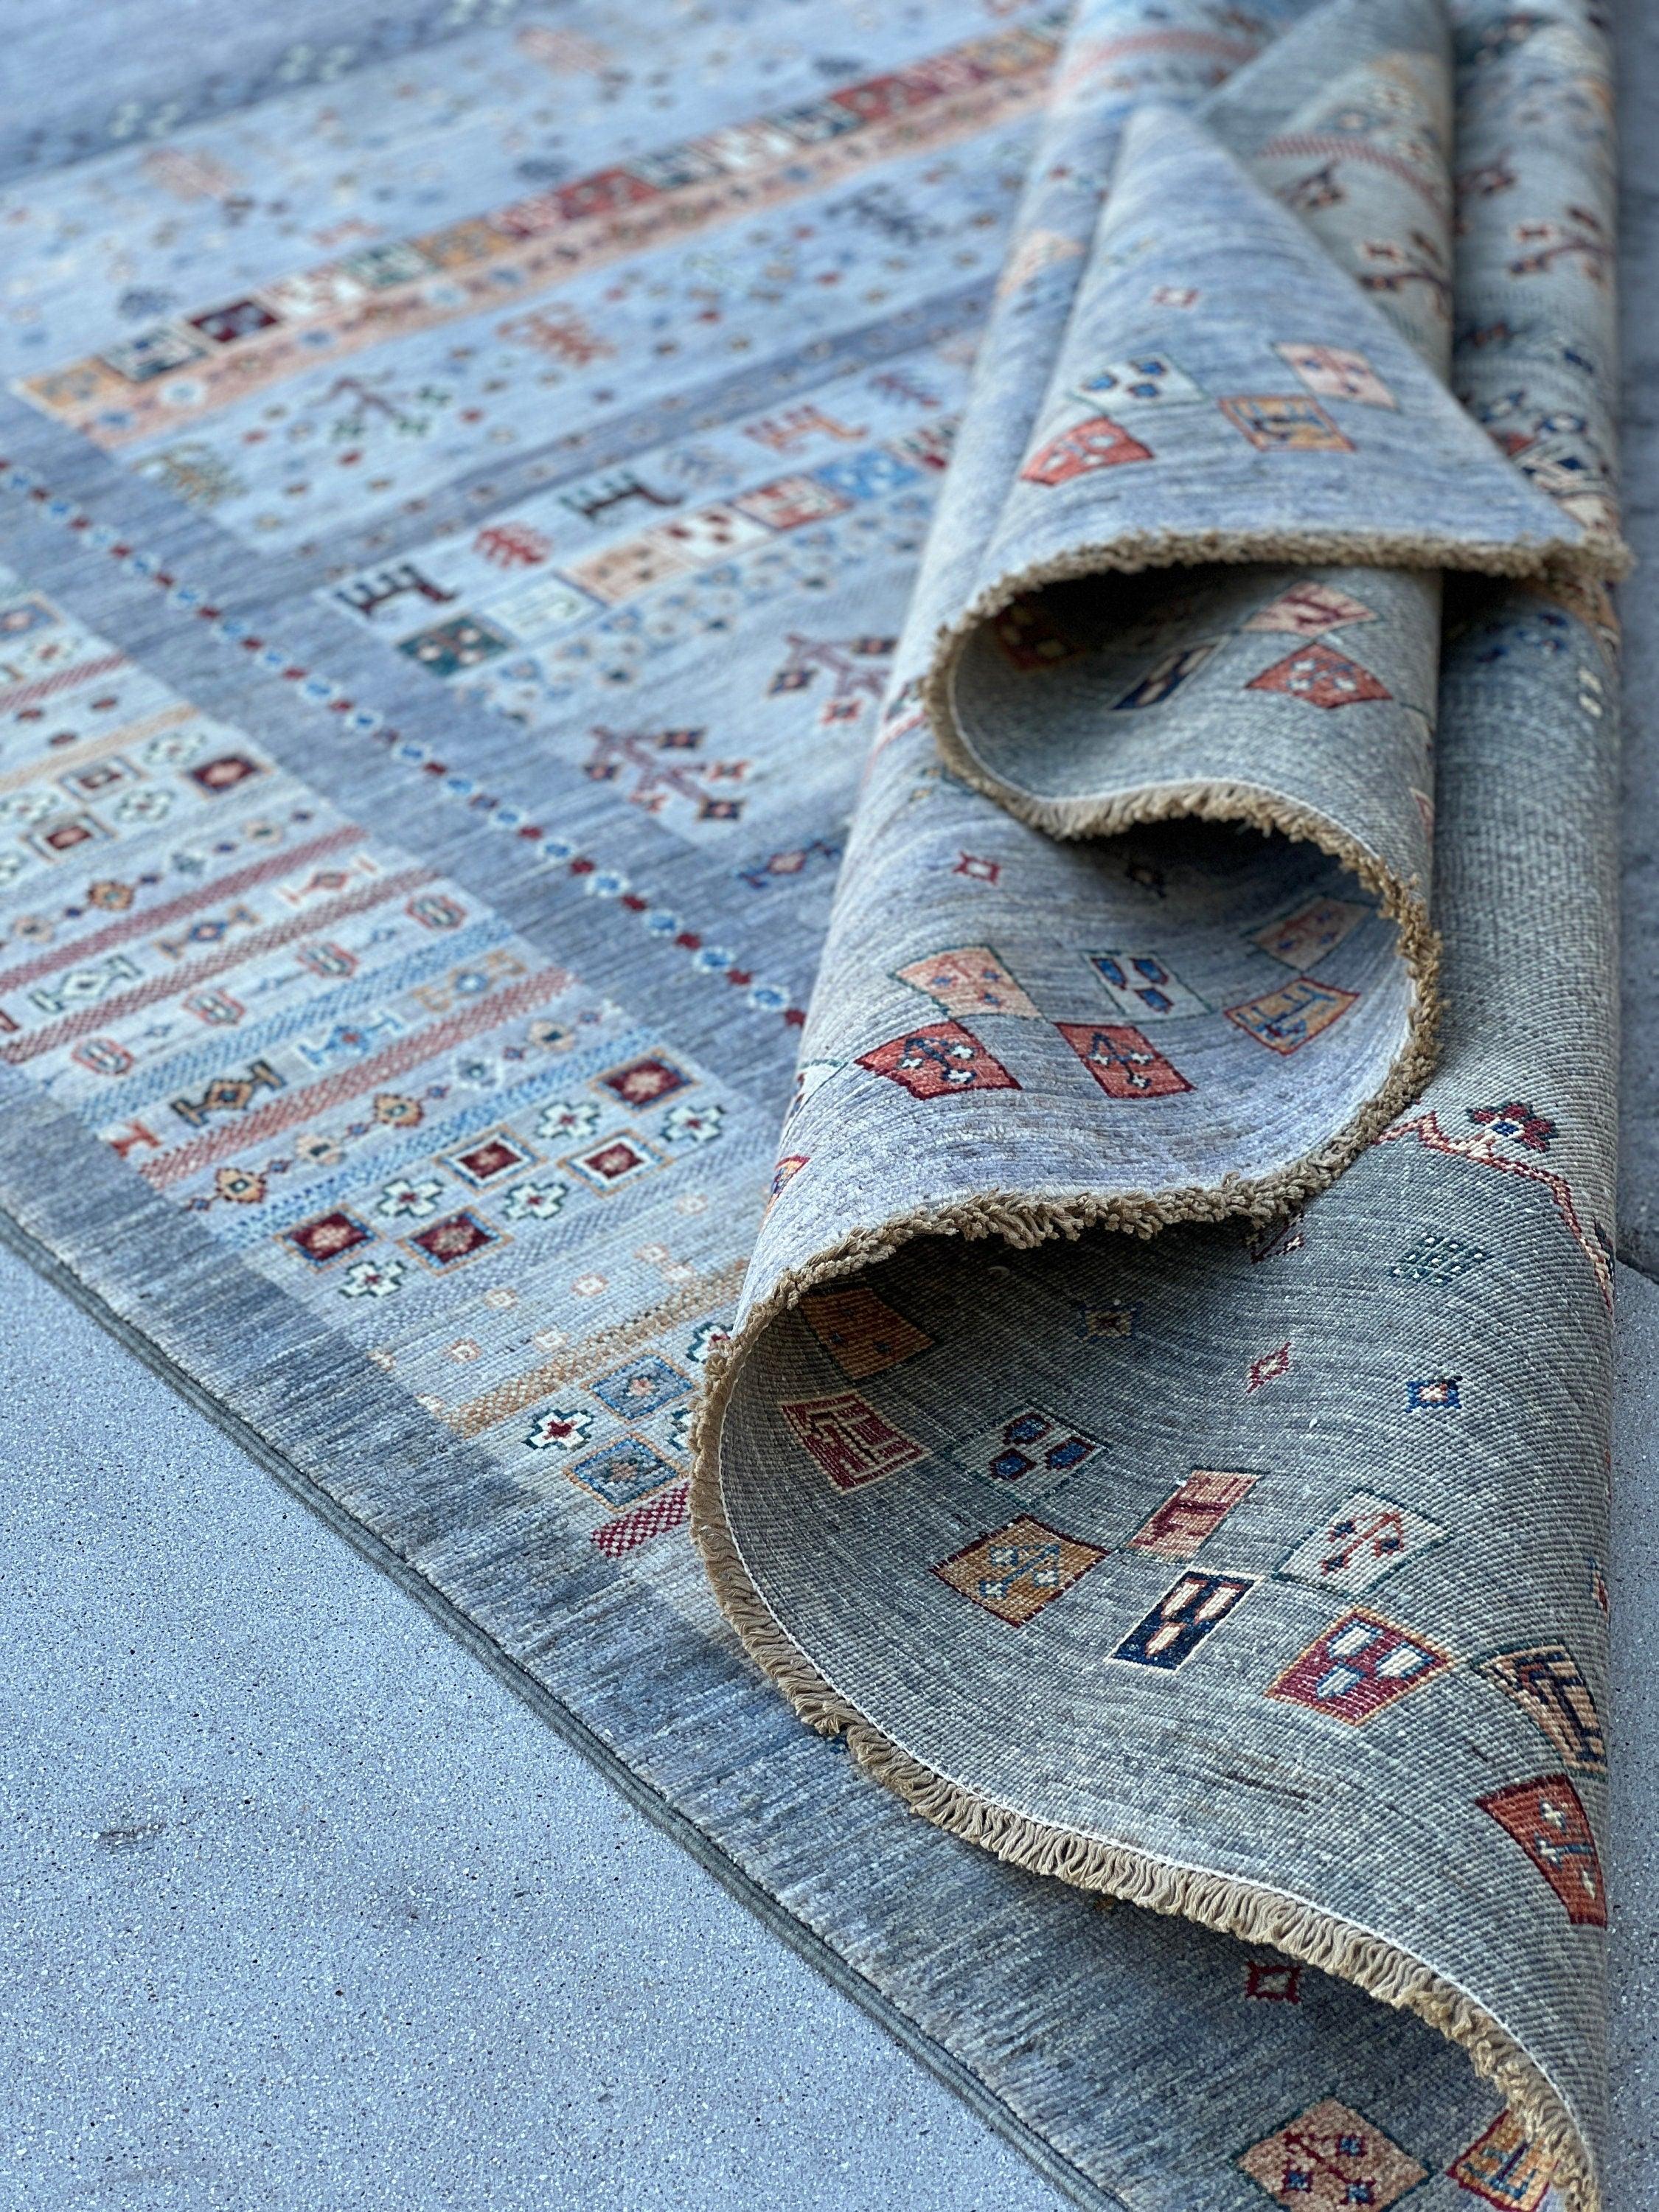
0,0 -> 1622,2206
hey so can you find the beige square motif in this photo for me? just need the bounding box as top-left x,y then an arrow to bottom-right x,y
1275,342 -> 1397,408
1239,2098 -> 1427,2208
933,1515 -> 1105,1626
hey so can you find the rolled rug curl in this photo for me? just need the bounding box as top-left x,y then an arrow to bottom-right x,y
693,0 -> 1625,2206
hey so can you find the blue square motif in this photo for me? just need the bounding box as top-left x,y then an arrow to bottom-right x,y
591,1354 -> 693,1420
569,1438 -> 680,1509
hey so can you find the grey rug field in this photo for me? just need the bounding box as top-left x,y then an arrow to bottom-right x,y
1,0 -> 1657,2204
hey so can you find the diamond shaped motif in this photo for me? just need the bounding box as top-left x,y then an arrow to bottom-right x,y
597,1054 -> 693,1107
285,1209 -> 374,1267
563,1131 -> 664,1193
444,1128 -> 535,1187
404,1208 -> 503,1270
568,1436 -> 681,1509
1392,1231 -> 1490,1284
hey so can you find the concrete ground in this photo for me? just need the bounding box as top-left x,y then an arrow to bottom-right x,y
0,1241 -> 1062,2212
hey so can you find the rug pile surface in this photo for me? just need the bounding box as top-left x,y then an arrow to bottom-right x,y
0,1 -> 1622,2205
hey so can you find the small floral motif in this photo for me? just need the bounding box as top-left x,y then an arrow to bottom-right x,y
538,1096 -> 602,1143
524,1403 -> 595,1455
375,1175 -> 447,1220
339,1256 -> 407,1298
502,1179 -> 570,1222
661,1099 -> 725,1145
1467,1099 -> 1557,1152
685,1320 -> 731,1368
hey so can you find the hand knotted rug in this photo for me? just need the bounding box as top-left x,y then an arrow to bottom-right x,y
0,1 -> 1624,2206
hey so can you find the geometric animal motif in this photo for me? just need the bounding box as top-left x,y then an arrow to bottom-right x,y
1247,642 -> 1391,708
1474,1644 -> 1606,1773
1056,1020 -> 1194,1098
1251,897 -> 1369,969
1019,414 -> 1154,485
857,1020 -> 1019,1099
1074,355 -> 1206,408
1274,342 -> 1398,408
1225,976 -> 1357,1054
894,945 -> 1041,1020
1447,2109 -> 1557,2211
950,1407 -> 1105,1500
1217,394 -> 1354,451
1112,639 -> 1222,709
1128,1470 -> 1259,1561
800,1284 -> 933,1380
1083,949 -> 1210,1018
1110,1571 -> 1255,1669
780,1391 -> 925,1492
1477,1775 -> 1607,1927
1244,580 -> 1380,636
1276,1489 -> 1447,1596
933,1514 -> 1106,1627
1237,2097 -> 1427,2209
1268,1608 -> 1451,1725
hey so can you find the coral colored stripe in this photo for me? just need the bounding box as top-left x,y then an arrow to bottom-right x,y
0,652 -> 126,715
139,964 -> 574,1189
29,61 -> 1052,449
3,863 -> 431,1062
0,823 -> 366,995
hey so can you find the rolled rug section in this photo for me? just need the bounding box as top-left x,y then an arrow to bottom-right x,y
695,0 -> 1624,2205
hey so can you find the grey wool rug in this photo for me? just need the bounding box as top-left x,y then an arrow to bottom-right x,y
0,0 -> 1625,2205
